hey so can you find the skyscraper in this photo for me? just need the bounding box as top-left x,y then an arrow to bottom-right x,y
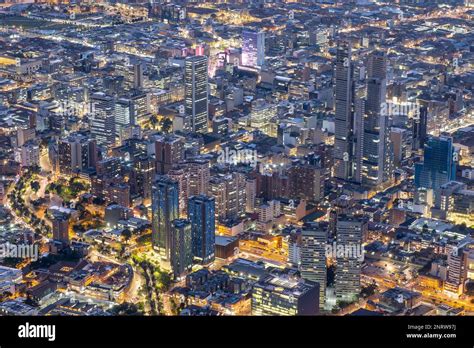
133,63 -> 144,89
90,92 -> 116,146
362,50 -> 392,187
335,215 -> 366,302
300,223 -> 327,310
170,219 -> 193,279
334,42 -> 357,182
415,136 -> 457,191
185,56 -> 208,133
242,30 -> 265,68
57,132 -> 97,176
152,176 -> 179,261
155,135 -> 184,175
188,195 -> 216,264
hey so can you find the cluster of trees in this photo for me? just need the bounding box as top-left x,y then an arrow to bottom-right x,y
8,170 -> 51,236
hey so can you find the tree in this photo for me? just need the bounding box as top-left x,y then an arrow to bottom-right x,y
30,181 -> 40,193
150,115 -> 158,128
121,229 -> 132,243
160,118 -> 173,133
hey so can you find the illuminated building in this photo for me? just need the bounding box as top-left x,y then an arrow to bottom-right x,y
155,135 -> 184,175
209,172 -> 246,221
170,219 -> 193,279
250,99 -> 277,136
252,273 -> 319,316
152,176 -> 179,261
362,51 -> 393,187
334,42 -> 357,182
335,215 -> 365,302
57,132 -> 97,177
51,211 -> 70,245
188,195 -> 215,264
90,93 -> 116,146
242,30 -> 265,68
415,136 -> 457,192
185,56 -> 208,133
300,223 -> 327,310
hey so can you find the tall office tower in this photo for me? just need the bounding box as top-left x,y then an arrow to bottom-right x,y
188,195 -> 216,264
155,135 -> 184,175
250,99 -> 277,136
362,50 -> 392,187
90,93 -> 116,146
252,274 -> 319,316
242,30 -> 265,68
130,93 -> 150,124
209,172 -> 246,220
57,132 -> 97,176
300,223 -> 327,310
245,178 -> 257,213
130,156 -> 155,203
444,247 -> 464,295
152,176 -> 179,261
51,211 -> 70,244
334,42 -> 357,182
412,106 -> 428,151
170,219 -> 193,279
335,215 -> 365,302
183,159 -> 210,197
133,63 -> 144,89
114,98 -> 134,138
415,136 -> 456,191
185,56 -> 208,133
167,168 -> 189,218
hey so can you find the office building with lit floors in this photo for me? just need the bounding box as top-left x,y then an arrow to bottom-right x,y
300,223 -> 327,310
333,42 -> 357,182
188,195 -> 216,265
362,50 -> 393,187
51,211 -> 70,244
335,215 -> 366,302
241,30 -> 265,68
415,136 -> 457,192
152,176 -> 179,262
185,55 -> 208,133
170,219 -> 193,279
252,273 -> 319,316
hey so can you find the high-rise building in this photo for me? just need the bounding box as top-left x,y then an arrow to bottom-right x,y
152,176 -> 180,261
412,106 -> 427,151
415,136 -> 457,191
362,50 -> 393,187
252,273 -> 319,316
300,223 -> 327,309
155,135 -> 184,175
185,56 -> 208,133
114,98 -> 134,138
51,211 -> 70,244
209,172 -> 246,221
90,93 -> 116,146
334,42 -> 357,182
188,195 -> 216,264
57,132 -> 97,176
167,168 -> 190,218
133,63 -> 144,89
242,30 -> 265,68
288,164 -> 325,203
335,215 -> 366,302
184,159 -> 210,197
170,219 -> 193,279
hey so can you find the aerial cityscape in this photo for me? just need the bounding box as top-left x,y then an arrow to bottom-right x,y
0,0 -> 473,318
